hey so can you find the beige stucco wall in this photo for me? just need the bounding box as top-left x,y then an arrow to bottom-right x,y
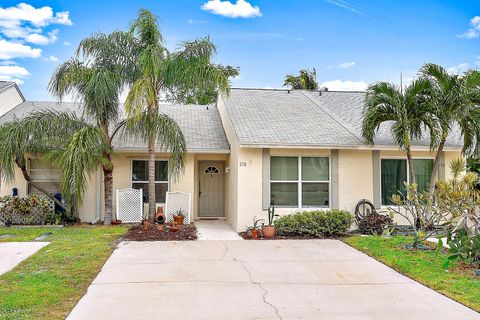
0,86 -> 23,117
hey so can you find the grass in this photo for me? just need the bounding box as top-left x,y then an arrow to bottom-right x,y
0,225 -> 128,320
343,236 -> 480,312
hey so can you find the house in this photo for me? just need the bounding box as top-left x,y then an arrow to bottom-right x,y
0,81 -> 463,231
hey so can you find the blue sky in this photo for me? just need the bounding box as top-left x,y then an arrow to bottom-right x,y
0,0 -> 479,100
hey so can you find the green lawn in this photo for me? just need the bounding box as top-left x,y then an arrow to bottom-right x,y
0,225 -> 127,320
343,236 -> 480,312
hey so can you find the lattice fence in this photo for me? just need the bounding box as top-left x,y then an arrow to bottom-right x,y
0,196 -> 54,225
116,188 -> 143,223
165,192 -> 191,224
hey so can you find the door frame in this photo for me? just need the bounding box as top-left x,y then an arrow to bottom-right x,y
197,161 -> 226,219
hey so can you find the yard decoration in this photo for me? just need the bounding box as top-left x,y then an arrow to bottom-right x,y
155,207 -> 165,224
262,203 -> 278,238
173,208 -> 186,225
246,216 -> 264,239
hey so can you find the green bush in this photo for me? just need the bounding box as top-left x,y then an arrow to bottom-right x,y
275,210 -> 353,238
0,194 -> 61,225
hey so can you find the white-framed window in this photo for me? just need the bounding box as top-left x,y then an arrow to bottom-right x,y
131,160 -> 168,203
380,158 -> 434,205
28,158 -> 61,195
270,156 -> 330,208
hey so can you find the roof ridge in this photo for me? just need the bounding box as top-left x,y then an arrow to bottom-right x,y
299,91 -> 363,144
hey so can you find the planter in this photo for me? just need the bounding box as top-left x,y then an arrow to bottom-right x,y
111,219 -> 122,225
173,215 -> 185,225
155,207 -> 165,224
169,225 -> 180,232
142,220 -> 151,231
156,224 -> 164,232
251,229 -> 259,240
262,225 -> 276,238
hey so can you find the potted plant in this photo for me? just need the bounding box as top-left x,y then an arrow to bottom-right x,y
246,216 -> 264,239
142,210 -> 150,231
173,208 -> 186,225
262,203 -> 278,239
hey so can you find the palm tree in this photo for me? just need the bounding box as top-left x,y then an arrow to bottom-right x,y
125,9 -> 230,221
284,68 -> 319,90
46,31 -> 138,224
419,63 -> 480,191
362,80 -> 437,185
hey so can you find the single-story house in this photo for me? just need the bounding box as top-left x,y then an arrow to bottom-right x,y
0,81 -> 463,231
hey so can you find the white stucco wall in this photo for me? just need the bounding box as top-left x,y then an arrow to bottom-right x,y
0,85 -> 23,117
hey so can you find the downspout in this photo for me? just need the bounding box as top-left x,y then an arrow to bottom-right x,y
91,167 -> 102,224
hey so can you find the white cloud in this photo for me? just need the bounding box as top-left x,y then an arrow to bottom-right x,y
0,39 -> 41,59
337,61 -> 355,69
44,55 -> 58,62
25,29 -> 58,45
63,41 -> 71,46
324,0 -> 364,15
447,62 -> 469,74
321,79 -> 367,91
0,3 -> 72,27
0,65 -> 30,84
458,16 -> 480,39
201,0 -> 261,18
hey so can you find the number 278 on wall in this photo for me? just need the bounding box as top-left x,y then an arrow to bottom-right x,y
239,162 -> 247,167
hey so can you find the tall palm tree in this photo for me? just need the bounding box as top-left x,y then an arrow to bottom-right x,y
362,80 -> 437,185
46,31 -> 138,224
419,63 -> 480,191
125,9 -> 230,221
284,68 -> 318,90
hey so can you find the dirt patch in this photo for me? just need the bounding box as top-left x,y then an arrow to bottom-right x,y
124,223 -> 197,241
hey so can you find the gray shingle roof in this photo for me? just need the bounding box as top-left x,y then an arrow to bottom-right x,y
0,81 -> 15,92
0,101 -> 230,152
222,88 -> 463,149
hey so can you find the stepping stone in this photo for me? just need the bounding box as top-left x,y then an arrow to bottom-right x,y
0,234 -> 15,239
34,232 -> 53,241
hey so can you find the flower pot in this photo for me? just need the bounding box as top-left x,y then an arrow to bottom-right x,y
262,225 -> 276,238
156,225 -> 164,232
169,225 -> 180,232
111,219 -> 122,225
155,207 -> 165,224
251,229 -> 259,240
173,215 -> 184,225
142,220 -> 151,231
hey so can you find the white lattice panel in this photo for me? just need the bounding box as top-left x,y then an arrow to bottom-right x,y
165,192 -> 191,224
116,188 -> 143,223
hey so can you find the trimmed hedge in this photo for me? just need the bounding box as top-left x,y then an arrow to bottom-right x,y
275,210 -> 353,238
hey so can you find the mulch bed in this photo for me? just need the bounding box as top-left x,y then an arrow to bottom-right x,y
238,231 -> 325,240
124,223 -> 197,241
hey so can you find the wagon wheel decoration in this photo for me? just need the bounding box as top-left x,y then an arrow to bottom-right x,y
354,199 -> 376,226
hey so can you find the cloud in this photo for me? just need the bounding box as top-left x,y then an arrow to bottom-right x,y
201,0 -> 261,18
0,65 -> 30,84
0,3 -> 72,27
25,29 -> 58,45
324,0 -> 364,15
321,79 -> 367,91
63,41 -> 71,46
43,55 -> 58,62
337,61 -> 355,69
447,62 -> 469,74
458,16 -> 480,39
0,39 -> 41,59
188,19 -> 207,24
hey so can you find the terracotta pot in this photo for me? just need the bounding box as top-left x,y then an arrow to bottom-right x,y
251,229 -> 259,240
142,220 -> 150,231
173,215 -> 185,225
262,225 -> 276,238
111,219 -> 122,225
155,207 -> 165,224
169,225 -> 180,232
156,225 -> 164,232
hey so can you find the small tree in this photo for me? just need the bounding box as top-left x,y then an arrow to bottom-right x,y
284,68 -> 319,90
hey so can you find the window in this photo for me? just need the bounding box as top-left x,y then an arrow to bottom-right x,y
28,158 -> 61,195
381,158 -> 434,205
270,156 -> 329,207
204,166 -> 220,174
132,160 -> 168,203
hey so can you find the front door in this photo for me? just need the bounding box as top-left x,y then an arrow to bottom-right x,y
199,162 -> 224,218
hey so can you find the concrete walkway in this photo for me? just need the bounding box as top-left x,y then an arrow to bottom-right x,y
0,242 -> 49,275
67,240 -> 479,320
195,219 -> 243,240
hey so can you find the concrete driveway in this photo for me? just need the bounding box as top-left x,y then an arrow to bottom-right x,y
67,240 -> 479,320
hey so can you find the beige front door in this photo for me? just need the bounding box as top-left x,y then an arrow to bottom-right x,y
199,162 -> 224,218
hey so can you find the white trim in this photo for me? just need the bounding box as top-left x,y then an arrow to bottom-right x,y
239,144 -> 461,152
269,155 -> 331,209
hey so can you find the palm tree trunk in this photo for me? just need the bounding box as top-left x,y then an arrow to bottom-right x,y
406,148 -> 416,185
148,134 -> 156,222
429,138 -> 446,192
103,166 -> 113,225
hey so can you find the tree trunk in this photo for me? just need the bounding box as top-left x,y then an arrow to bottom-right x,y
406,148 -> 416,185
103,166 -> 113,225
429,139 -> 446,193
148,134 -> 156,222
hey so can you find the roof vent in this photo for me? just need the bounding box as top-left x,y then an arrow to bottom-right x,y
287,90 -> 290,94
319,90 -> 322,96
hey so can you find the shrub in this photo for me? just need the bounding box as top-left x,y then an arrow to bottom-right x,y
0,194 -> 60,225
275,210 -> 353,238
358,213 -> 393,235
